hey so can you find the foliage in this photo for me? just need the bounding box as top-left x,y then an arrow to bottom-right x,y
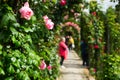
88,1 -> 120,80
80,1 -> 105,70
115,2 -> 120,23
97,54 -> 120,80
0,0 -> 60,80
0,0 -> 120,80
105,7 -> 120,54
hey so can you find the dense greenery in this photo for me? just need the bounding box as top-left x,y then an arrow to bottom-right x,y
97,54 -> 120,80
81,1 -> 120,80
0,0 -> 60,80
0,0 -> 120,80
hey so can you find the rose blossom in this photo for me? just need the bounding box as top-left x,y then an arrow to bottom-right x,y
39,60 -> 46,70
60,0 -> 66,6
64,22 -> 80,32
91,12 -> 96,16
47,65 -> 52,70
43,15 -> 54,30
43,15 -> 49,21
94,44 -> 99,49
19,2 -> 34,20
45,19 -> 54,30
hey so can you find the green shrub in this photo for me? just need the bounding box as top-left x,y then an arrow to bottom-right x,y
97,54 -> 120,80
0,1 -> 60,80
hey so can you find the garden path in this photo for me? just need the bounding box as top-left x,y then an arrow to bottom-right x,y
58,50 -> 95,80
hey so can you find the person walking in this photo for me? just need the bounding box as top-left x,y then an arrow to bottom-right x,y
59,37 -> 69,68
81,39 -> 89,67
68,36 -> 75,50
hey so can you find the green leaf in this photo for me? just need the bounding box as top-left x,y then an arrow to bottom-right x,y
12,61 -> 20,68
0,67 -> 5,75
5,77 -> 14,80
30,16 -> 37,23
17,71 -> 25,79
0,13 -> 16,27
23,43 -> 30,51
16,69 -> 20,73
6,5 -> 12,11
0,61 -> 3,67
27,58 -> 33,65
17,71 -> 30,80
8,12 -> 16,22
12,23 -> 20,27
23,27 -> 34,32
33,71 -> 40,79
44,5 -> 49,9
25,35 -> 32,43
0,44 -> 3,50
0,13 -> 10,27
11,34 -> 21,47
7,65 -> 15,74
52,0 -> 57,4
10,27 -> 18,35
32,60 -> 38,66
14,41 -> 21,47
11,36 -> 16,43
13,50 -> 21,58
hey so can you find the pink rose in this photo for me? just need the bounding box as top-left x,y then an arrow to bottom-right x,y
43,15 -> 49,21
24,2 -> 29,7
43,15 -> 54,30
39,60 -> 46,70
47,65 -> 52,70
64,22 -> 80,32
65,22 -> 71,26
19,2 -> 34,20
45,19 -> 54,30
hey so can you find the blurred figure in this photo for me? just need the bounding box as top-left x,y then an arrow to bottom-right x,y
59,37 -> 69,68
65,35 -> 70,47
81,39 -> 89,67
68,36 -> 75,50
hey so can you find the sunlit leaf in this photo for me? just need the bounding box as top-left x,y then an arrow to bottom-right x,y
0,67 -> 5,75
7,65 -> 15,74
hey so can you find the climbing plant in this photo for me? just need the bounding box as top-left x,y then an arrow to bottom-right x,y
0,0 -> 60,80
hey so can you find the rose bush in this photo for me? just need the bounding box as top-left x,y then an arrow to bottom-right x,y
0,0 -> 60,80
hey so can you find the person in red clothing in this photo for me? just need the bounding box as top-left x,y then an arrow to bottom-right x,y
59,37 -> 69,68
